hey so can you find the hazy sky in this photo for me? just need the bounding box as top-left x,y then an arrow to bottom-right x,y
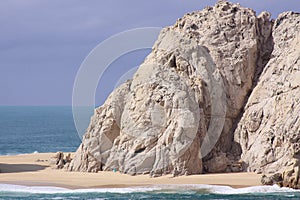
0,0 -> 299,106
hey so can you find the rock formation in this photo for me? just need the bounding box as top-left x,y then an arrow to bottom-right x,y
261,157 -> 300,189
51,152 -> 72,169
168,1 -> 273,171
68,0 -> 300,183
281,157 -> 300,189
261,173 -> 283,185
234,11 -> 300,174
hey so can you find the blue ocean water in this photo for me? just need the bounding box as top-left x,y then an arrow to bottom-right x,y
0,184 -> 299,200
0,106 -> 299,199
0,106 -> 81,155
1,191 -> 298,200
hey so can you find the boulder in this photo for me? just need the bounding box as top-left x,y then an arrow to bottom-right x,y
203,152 -> 230,173
282,157 -> 300,189
51,152 -> 72,169
261,173 -> 283,185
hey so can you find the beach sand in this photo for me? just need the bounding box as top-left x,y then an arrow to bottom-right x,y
0,153 -> 262,189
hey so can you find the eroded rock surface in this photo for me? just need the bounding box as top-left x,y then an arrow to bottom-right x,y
282,157 -> 300,189
170,1 -> 273,168
50,152 -> 72,169
69,1 -> 275,176
234,12 -> 300,174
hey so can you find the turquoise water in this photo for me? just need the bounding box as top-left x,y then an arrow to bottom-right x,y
0,106 -> 81,155
0,106 -> 299,199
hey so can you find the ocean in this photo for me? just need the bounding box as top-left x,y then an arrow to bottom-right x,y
0,106 -> 81,155
0,106 -> 299,199
0,184 -> 299,199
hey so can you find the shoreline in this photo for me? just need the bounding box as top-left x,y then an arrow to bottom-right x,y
0,153 -> 262,189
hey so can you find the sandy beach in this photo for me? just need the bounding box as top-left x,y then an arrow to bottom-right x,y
0,153 -> 262,189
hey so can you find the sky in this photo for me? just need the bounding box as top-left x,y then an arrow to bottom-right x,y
0,0 -> 299,106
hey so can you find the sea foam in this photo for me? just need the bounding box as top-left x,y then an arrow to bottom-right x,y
0,184 -> 298,195
0,151 -> 39,156
0,184 -> 157,194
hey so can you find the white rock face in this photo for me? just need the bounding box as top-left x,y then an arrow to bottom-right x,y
69,32 -> 215,175
169,2 -> 273,168
234,12 -> 300,174
68,1 -> 298,176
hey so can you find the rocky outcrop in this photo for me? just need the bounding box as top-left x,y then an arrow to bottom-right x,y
170,1 -> 273,168
68,1 -> 275,176
261,173 -> 283,185
261,157 -> 300,189
281,157 -> 300,189
67,0 -> 299,187
51,152 -> 72,169
234,11 -> 300,174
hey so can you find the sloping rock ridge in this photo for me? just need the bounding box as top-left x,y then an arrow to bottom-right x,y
234,11 -> 300,174
68,1 -> 299,179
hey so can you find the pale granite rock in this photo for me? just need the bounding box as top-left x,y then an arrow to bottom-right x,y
170,1 -> 273,169
51,152 -> 72,169
261,173 -> 282,185
261,157 -> 300,189
69,34 -> 209,175
68,1 -> 275,176
234,12 -> 300,174
282,157 -> 300,189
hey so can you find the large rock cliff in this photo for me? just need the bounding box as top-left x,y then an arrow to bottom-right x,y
234,11 -> 300,174
68,1 -> 299,178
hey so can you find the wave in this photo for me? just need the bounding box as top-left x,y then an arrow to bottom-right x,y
0,151 -> 39,156
0,184 -> 298,195
0,184 -> 157,194
191,184 -> 297,194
